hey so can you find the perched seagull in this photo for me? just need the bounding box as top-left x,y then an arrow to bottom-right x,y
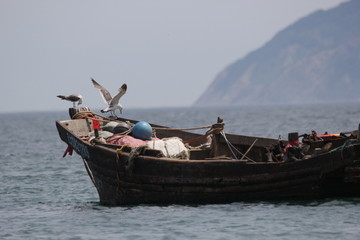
57,94 -> 83,108
91,78 -> 127,116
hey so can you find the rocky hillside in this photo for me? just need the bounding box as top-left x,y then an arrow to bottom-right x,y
195,0 -> 360,106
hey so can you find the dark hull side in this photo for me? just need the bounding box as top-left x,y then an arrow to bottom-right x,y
56,120 -> 360,206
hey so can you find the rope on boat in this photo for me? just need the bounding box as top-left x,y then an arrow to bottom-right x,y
183,127 -> 223,144
220,131 -> 255,162
72,110 -> 216,133
240,139 -> 258,161
72,111 -> 114,123
82,158 -> 96,185
110,130 -> 133,143
116,144 -> 138,175
72,111 -> 259,162
72,111 -> 230,151
220,131 -> 238,160
330,141 -> 349,153
115,145 -> 128,182
341,141 -> 356,161
74,111 -> 254,162
327,139 -> 358,162
153,125 -> 213,131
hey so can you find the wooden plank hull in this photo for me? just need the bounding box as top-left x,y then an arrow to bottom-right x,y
56,118 -> 360,205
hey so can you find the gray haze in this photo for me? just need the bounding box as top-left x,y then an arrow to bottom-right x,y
195,0 -> 360,106
0,0 -> 347,113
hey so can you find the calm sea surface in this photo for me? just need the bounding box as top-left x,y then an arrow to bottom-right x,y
1,103 -> 360,240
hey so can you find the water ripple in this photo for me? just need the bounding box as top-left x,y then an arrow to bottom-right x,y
1,105 -> 360,240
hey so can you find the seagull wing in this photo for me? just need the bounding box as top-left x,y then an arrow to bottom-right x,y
91,78 -> 112,104
110,83 -> 127,105
57,94 -> 81,102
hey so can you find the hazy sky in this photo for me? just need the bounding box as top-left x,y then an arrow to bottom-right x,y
0,0 -> 348,113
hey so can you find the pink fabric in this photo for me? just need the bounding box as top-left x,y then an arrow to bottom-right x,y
107,135 -> 159,147
284,140 -> 300,153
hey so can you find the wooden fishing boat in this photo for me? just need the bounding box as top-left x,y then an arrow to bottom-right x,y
56,108 -> 360,205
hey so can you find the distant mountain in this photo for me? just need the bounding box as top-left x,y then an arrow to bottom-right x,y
195,0 -> 360,106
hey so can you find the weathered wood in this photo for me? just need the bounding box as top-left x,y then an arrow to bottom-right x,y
55,113 -> 360,206
59,119 -> 91,137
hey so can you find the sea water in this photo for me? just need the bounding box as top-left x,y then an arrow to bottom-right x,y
1,103 -> 360,240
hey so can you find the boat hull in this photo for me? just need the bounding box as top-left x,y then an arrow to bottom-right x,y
56,118 -> 360,206
87,150 -> 355,205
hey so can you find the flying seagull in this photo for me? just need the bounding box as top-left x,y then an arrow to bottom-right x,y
57,94 -> 83,108
91,78 -> 127,116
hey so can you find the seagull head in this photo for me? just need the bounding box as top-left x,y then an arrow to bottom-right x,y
77,95 -> 83,105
